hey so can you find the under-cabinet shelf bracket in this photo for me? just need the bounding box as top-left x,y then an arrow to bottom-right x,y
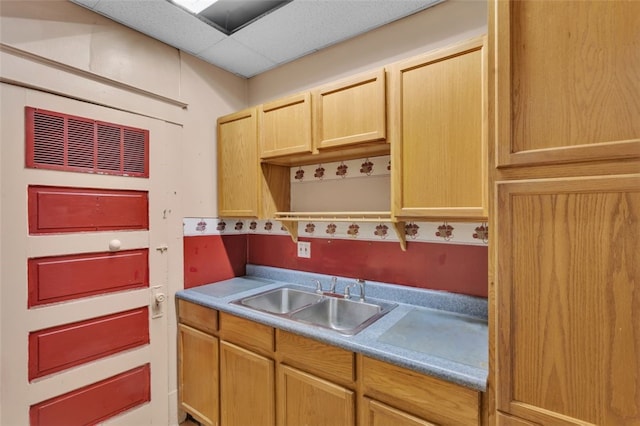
391,221 -> 407,251
280,220 -> 298,243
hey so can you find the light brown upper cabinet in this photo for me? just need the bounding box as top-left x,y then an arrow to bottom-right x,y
313,68 -> 387,150
259,92 -> 312,160
217,107 -> 260,218
390,36 -> 487,221
495,1 -> 640,168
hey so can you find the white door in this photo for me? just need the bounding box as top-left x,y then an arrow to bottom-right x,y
0,83 -> 180,425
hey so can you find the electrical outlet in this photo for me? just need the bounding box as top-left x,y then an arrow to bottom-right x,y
297,241 -> 311,258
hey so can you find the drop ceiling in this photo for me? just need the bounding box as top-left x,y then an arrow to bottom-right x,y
70,0 -> 444,78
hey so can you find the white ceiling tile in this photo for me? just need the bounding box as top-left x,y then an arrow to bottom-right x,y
231,0 -> 440,64
71,0 -> 447,78
90,0 -> 226,55
197,38 -> 277,78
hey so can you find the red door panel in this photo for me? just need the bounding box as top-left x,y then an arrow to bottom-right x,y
29,364 -> 150,426
29,307 -> 149,380
28,249 -> 149,307
28,186 -> 148,234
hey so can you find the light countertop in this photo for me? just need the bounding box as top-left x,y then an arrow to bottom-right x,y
176,265 -> 488,391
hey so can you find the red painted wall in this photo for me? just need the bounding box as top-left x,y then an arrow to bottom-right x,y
183,235 -> 247,289
182,232 -> 487,297
247,235 -> 488,298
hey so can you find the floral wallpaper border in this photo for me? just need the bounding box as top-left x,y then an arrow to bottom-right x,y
184,217 -> 489,246
290,155 -> 390,183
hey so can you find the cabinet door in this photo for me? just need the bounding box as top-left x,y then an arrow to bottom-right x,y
217,107 -> 259,217
313,69 -> 386,150
220,341 -> 275,426
363,356 -> 480,426
259,93 -> 312,159
178,324 -> 218,426
391,36 -> 487,220
496,175 -> 640,425
495,0 -> 640,167
279,364 -> 355,426
361,398 -> 435,426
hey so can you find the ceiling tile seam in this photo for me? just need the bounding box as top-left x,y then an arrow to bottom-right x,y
227,36 -> 283,66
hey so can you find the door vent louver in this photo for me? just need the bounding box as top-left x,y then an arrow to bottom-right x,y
26,107 -> 149,178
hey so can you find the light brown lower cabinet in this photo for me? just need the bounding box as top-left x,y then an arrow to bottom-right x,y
178,301 -> 484,426
279,364 -> 355,426
361,397 -> 436,426
220,341 -> 275,426
362,356 -> 481,426
178,323 -> 219,426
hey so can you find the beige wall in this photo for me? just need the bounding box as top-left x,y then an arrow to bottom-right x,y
0,0 -> 247,217
248,0 -> 487,104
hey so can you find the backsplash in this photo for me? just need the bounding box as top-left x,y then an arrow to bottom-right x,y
183,219 -> 488,297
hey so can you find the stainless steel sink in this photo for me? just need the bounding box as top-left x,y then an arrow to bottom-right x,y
232,287 -> 323,314
231,286 -> 396,335
290,297 -> 396,335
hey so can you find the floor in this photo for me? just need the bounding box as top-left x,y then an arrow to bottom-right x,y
180,418 -> 199,426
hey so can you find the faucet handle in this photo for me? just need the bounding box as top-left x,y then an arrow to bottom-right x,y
313,279 -> 323,294
330,276 -> 337,293
357,279 -> 366,301
343,284 -> 352,299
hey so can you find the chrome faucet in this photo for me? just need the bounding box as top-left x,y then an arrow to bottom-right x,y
344,279 -> 366,301
314,277 -> 339,295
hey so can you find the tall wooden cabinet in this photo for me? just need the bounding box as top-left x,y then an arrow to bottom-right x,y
390,36 -> 487,221
490,1 -> 640,425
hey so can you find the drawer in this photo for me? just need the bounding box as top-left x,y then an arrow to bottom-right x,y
178,299 -> 218,335
277,330 -> 355,387
219,312 -> 275,355
362,356 -> 480,426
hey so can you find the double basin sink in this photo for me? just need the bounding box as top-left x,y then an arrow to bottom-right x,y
231,286 -> 397,336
